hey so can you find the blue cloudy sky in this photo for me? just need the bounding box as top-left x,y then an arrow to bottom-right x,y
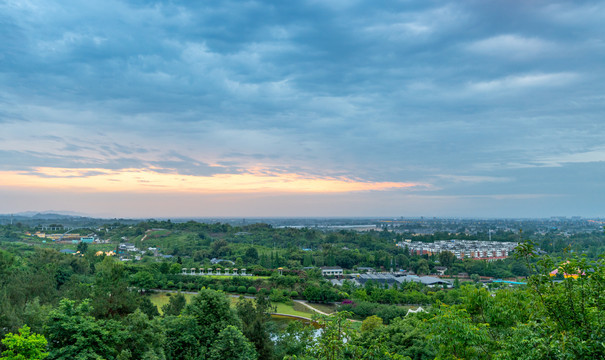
1,0 -> 604,218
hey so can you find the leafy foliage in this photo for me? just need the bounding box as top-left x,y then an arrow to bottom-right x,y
427,242 -> 605,360
161,293 -> 186,316
236,295 -> 275,360
207,325 -> 257,360
182,289 -> 242,356
1,220 -> 604,360
45,299 -> 120,360
0,325 -> 48,360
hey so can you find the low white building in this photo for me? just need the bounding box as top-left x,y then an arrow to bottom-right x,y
321,266 -> 343,277
118,243 -> 138,252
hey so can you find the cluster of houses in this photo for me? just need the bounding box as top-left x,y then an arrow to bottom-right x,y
26,231 -> 104,243
318,266 -> 453,288
397,239 -> 518,261
329,273 -> 453,288
115,243 -> 175,261
118,243 -> 138,252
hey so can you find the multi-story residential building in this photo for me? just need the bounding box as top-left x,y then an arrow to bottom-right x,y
397,239 -> 518,261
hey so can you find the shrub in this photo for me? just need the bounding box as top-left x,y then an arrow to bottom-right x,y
246,286 -> 257,294
237,286 -> 247,294
350,301 -> 376,318
269,288 -> 289,303
376,305 -> 408,324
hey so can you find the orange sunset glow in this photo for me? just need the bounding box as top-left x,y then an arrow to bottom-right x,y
1,167 -> 423,194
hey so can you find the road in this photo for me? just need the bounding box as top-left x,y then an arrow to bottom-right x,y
293,300 -> 331,316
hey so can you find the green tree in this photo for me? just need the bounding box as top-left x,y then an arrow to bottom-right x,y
416,260 -> 429,275
45,299 -> 120,360
21,298 -> 51,335
428,242 -> 605,360
182,289 -> 241,355
355,315 -> 434,360
274,321 -> 315,359
510,261 -> 529,277
0,325 -> 48,360
130,271 -> 155,293
161,293 -> 186,316
236,295 -> 275,360
429,300 -> 492,359
161,315 -> 200,360
76,242 -> 88,254
361,315 -> 383,333
302,253 -> 312,267
244,247 -> 259,265
306,312 -> 408,360
91,257 -> 137,318
512,242 -> 605,359
438,251 -> 455,268
210,239 -> 230,258
138,296 -> 160,319
306,312 -> 352,360
303,284 -> 340,303
117,309 -> 165,360
207,325 -> 257,360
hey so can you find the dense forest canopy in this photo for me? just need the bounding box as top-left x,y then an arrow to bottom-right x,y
0,219 -> 603,359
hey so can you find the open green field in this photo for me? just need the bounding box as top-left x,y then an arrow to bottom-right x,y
149,292 -> 196,314
147,230 -> 172,237
22,240 -> 117,252
149,292 -> 313,318
302,302 -> 336,314
275,302 -> 314,318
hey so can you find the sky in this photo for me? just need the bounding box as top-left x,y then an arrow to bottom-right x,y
1,0 -> 605,218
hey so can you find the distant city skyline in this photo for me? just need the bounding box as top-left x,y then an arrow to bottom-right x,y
1,1 -> 604,218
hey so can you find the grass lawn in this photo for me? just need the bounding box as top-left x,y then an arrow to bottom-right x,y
273,302 -> 314,318
150,292 -> 313,319
148,230 -> 172,237
19,236 -> 114,250
303,302 -> 336,314
230,296 -> 313,318
149,292 -> 196,314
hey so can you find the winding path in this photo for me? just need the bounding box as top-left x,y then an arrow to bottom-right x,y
293,300 -> 331,316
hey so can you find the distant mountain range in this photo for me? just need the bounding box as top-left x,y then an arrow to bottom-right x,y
1,211 -> 91,219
